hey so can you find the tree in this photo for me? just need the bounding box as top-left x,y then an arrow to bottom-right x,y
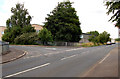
97,31 -> 111,44
44,0 -> 82,42
2,3 -> 35,43
38,28 -> 53,45
87,31 -> 99,44
87,31 -> 99,36
105,1 -> 120,28
6,3 -> 32,28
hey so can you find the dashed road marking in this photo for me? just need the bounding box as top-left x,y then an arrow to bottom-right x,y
24,54 -> 42,59
61,55 -> 76,60
4,63 -> 50,78
65,48 -> 83,52
45,48 -> 57,50
24,48 -> 84,59
82,49 -> 112,77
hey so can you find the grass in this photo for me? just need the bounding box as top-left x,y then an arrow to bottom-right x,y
81,42 -> 104,47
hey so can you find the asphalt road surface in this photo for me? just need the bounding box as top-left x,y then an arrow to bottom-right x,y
2,44 -> 117,77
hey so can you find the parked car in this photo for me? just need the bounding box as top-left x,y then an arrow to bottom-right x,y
111,42 -> 116,44
106,41 -> 112,45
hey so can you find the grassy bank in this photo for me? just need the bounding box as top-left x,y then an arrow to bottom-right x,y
82,42 -> 104,47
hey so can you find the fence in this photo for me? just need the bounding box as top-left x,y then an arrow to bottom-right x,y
37,41 -> 82,46
0,41 -> 9,55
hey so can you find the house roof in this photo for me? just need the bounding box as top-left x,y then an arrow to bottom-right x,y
32,24 -> 43,26
82,33 -> 91,35
0,26 -> 6,27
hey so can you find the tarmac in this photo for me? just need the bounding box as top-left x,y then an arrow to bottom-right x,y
83,47 -> 118,77
1,45 -> 81,64
0,45 -> 118,77
1,48 -> 26,64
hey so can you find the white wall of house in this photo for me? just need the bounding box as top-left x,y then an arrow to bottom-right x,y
0,26 -> 6,41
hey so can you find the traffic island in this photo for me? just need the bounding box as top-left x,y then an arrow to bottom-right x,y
1,48 -> 26,64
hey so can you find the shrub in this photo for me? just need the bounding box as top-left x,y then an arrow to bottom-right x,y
82,42 -> 100,47
115,38 -> 120,41
14,32 -> 38,45
38,28 -> 53,45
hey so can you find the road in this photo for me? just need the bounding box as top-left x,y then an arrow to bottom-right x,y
2,44 -> 117,77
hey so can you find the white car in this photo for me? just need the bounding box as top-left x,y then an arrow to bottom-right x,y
106,41 -> 112,45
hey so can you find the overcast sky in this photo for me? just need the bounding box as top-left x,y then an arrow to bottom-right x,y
0,0 -> 118,38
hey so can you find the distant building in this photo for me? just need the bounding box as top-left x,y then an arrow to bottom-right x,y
32,24 -> 43,33
0,26 -> 6,41
118,28 -> 120,38
79,33 -> 91,43
111,38 -> 115,43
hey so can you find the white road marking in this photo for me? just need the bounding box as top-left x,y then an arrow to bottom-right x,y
44,52 -> 59,55
61,55 -> 76,60
99,53 -> 110,64
24,48 -> 84,59
82,61 -> 99,77
65,49 -> 73,52
5,63 -> 50,78
44,48 -> 83,55
24,54 -> 42,59
65,48 -> 83,52
83,50 -> 111,77
45,48 -> 57,50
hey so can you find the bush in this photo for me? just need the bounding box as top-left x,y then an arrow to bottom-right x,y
115,38 -> 120,41
14,32 -> 38,45
97,31 -> 110,44
38,28 -> 53,45
82,42 -> 95,47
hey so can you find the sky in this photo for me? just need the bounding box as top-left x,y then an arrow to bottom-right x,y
0,0 -> 119,39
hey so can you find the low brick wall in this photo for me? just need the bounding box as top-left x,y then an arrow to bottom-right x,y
0,41 -> 9,55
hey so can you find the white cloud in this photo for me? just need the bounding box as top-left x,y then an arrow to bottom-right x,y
0,0 -> 118,38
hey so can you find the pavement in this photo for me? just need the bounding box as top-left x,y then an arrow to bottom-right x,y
1,48 -> 26,64
2,44 -> 117,77
83,47 -> 118,77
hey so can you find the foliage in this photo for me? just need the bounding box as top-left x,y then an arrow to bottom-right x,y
87,31 -> 110,45
115,38 -> 120,41
97,31 -> 111,44
2,3 -> 35,43
44,0 -> 82,42
87,31 -> 99,44
82,42 -> 99,47
87,31 -> 99,36
14,32 -> 38,45
6,3 -> 32,27
2,26 -> 22,43
105,1 -> 120,28
38,28 -> 53,44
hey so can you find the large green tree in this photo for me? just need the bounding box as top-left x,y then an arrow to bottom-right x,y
44,1 -> 82,42
105,1 -> 120,28
2,3 -> 35,43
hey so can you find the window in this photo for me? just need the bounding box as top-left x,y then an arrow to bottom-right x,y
2,31 -> 4,34
36,30 -> 40,33
80,35 -> 83,38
